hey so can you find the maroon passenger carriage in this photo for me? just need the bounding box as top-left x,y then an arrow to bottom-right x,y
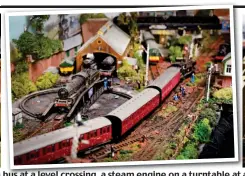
13,67 -> 181,165
14,117 -> 112,165
106,67 -> 181,138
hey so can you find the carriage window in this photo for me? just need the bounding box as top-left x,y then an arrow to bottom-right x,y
52,145 -> 55,152
35,150 -> 39,157
59,142 -> 63,149
26,153 -> 30,161
87,133 -> 90,139
100,128 -> 103,134
107,126 -> 110,132
43,148 -> 46,155
47,147 -> 51,153
91,131 -> 95,138
30,153 -> 35,159
63,141 -> 68,148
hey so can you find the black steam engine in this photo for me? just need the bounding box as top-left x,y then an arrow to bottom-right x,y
54,69 -> 100,111
171,59 -> 196,78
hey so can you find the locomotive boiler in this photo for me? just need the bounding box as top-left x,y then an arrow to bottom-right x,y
54,69 -> 100,110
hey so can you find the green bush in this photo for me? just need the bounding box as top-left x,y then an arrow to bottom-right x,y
199,108 -> 217,127
12,72 -> 37,100
13,31 -> 63,60
13,32 -> 38,57
14,60 -> 29,74
176,142 -> 198,160
35,72 -> 59,90
168,46 -> 183,63
169,141 -> 177,149
165,149 -> 174,156
193,118 -> 212,143
118,60 -> 137,80
13,122 -> 24,131
178,35 -> 192,45
176,154 -> 186,160
213,88 -> 232,101
10,43 -> 22,63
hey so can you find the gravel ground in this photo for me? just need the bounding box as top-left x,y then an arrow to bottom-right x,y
84,93 -> 130,118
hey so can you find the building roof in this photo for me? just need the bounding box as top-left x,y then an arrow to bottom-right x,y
222,52 -> 231,63
78,21 -> 131,56
81,18 -> 108,43
63,34 -> 83,51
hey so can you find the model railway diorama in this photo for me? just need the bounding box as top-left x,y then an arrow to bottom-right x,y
10,9 -> 234,166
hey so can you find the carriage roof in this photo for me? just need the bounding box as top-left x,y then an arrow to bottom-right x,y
149,67 -> 180,89
14,117 -> 111,156
108,88 -> 159,121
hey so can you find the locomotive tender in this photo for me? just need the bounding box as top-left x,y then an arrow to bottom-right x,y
14,66 -> 185,165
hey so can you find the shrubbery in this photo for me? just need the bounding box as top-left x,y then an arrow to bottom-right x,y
10,43 -> 22,63
168,45 -> 183,63
118,59 -> 145,87
12,72 -> 59,100
12,73 -> 37,100
13,31 -> 63,60
80,13 -> 107,24
35,72 -> 60,90
198,108 -> 217,127
193,118 -> 212,143
176,143 -> 198,160
14,60 -> 29,74
117,60 -> 137,80
213,88 -> 232,104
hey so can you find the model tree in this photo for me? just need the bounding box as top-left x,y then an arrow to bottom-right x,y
168,45 -> 183,62
29,15 -> 50,34
79,13 -> 107,24
193,118 -> 212,143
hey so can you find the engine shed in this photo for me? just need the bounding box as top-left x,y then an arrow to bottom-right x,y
76,21 -> 131,72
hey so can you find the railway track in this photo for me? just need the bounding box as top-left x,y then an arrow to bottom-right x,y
131,87 -> 204,161
26,114 -> 65,139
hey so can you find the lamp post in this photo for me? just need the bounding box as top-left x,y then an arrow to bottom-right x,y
206,63 -> 213,101
145,43 -> 150,87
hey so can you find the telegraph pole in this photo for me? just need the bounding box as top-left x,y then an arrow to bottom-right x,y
145,43 -> 150,87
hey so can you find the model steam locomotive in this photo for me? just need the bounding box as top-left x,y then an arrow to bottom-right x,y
54,69 -> 100,111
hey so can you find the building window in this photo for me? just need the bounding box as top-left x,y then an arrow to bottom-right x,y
226,64 -> 231,73
74,47 -> 78,52
66,50 -> 70,57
